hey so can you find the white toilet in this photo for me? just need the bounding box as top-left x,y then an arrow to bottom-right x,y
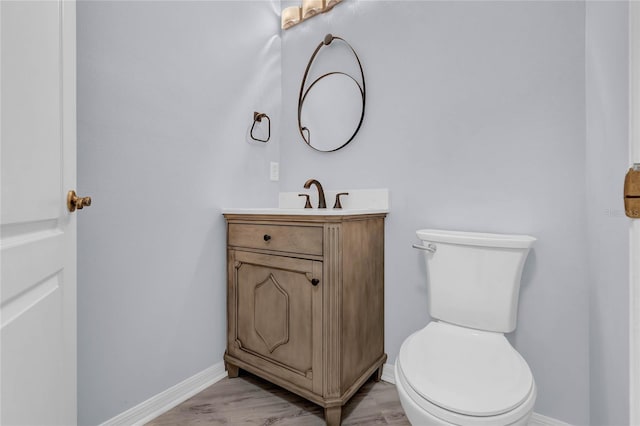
395,229 -> 537,426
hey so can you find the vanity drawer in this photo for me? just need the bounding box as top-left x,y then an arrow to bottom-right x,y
228,223 -> 323,256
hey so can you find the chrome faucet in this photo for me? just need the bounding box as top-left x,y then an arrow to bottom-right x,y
303,179 -> 326,209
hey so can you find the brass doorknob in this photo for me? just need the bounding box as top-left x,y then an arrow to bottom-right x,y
67,190 -> 92,212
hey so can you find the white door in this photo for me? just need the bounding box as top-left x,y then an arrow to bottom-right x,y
631,2 -> 640,424
629,2 -> 640,425
1,1 -> 78,424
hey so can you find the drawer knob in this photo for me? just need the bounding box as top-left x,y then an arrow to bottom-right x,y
311,278 -> 320,286
263,234 -> 271,241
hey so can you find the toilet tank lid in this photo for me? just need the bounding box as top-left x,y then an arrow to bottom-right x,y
416,229 -> 536,249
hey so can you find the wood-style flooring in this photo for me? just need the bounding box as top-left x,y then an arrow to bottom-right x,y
146,371 -> 410,425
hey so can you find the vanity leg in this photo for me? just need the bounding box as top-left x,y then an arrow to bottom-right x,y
225,362 -> 239,379
324,406 -> 342,426
373,364 -> 384,382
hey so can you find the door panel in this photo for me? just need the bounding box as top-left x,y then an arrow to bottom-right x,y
0,1 -> 76,424
1,0 -> 62,224
2,279 -> 65,424
230,250 -> 322,391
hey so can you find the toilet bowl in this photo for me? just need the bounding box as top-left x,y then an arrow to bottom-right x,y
395,229 -> 536,426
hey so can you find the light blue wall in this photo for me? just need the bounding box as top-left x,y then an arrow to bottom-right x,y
586,2 -> 630,426
280,2 -> 590,424
77,1 -> 280,424
76,1 -> 631,425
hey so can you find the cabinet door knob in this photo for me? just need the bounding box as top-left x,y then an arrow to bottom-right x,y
263,234 -> 271,241
311,278 -> 320,286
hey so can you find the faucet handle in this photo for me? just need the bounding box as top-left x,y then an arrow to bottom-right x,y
333,192 -> 349,209
298,193 -> 312,209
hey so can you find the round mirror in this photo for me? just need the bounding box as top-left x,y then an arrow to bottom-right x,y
298,35 -> 366,152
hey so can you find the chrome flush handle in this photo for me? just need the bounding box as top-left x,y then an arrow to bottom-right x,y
412,243 -> 437,253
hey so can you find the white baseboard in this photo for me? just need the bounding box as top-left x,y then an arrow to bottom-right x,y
100,362 -> 227,426
529,412 -> 572,426
380,363 -> 570,426
381,362 -> 396,384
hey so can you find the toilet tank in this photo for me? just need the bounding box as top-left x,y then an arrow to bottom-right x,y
416,229 -> 536,333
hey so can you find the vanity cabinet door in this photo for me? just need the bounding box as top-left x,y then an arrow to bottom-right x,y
228,250 -> 323,394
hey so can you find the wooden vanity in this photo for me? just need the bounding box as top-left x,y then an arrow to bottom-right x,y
223,211 -> 387,425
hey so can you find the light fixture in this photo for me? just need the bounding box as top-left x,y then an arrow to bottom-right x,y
281,6 -> 301,30
301,0 -> 324,19
324,0 -> 342,11
281,0 -> 343,30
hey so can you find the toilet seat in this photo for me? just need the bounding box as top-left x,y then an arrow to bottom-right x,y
396,360 -> 536,425
397,321 -> 536,424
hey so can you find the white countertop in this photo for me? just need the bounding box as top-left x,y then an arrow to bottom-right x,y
223,188 -> 389,216
221,208 -> 389,216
